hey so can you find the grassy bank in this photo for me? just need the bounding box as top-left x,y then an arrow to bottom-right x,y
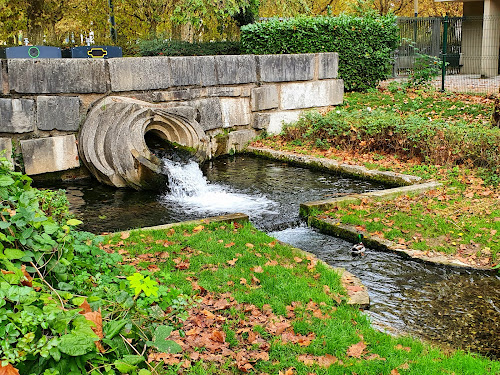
104,221 -> 499,374
253,89 -> 500,267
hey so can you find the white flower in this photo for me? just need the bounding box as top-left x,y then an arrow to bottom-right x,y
367,107 -> 372,112
336,110 -> 341,114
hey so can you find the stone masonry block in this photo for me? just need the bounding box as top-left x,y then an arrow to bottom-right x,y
0,98 -> 35,133
226,129 -> 257,153
108,57 -> 171,92
8,59 -> 106,94
318,53 -> 339,79
280,79 -> 344,110
215,55 -> 257,85
220,98 -> 251,128
251,85 -> 278,111
36,96 -> 80,131
258,54 -> 315,82
262,111 -> 302,134
188,98 -> 223,131
253,113 -> 270,130
21,135 -> 80,175
170,56 -> 217,87
0,60 -> 3,92
0,138 -> 13,166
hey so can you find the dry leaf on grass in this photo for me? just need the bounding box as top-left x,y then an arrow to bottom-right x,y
120,231 -> 130,240
347,341 -> 367,358
0,364 -> 20,375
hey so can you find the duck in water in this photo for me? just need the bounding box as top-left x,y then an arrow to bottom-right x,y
351,234 -> 365,256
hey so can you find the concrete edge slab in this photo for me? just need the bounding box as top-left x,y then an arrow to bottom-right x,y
246,146 -> 421,187
299,181 -> 442,217
114,213 -> 249,235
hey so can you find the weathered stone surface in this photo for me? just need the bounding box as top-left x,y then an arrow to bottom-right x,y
337,269 -> 370,309
258,54 -> 315,82
21,135 -> 80,175
251,85 -> 279,111
215,55 -> 257,85
226,129 -> 257,153
124,213 -> 249,235
281,79 -> 344,110
206,86 -> 242,97
0,60 -> 3,93
0,98 -> 35,133
108,57 -> 171,92
170,56 -> 217,87
253,110 -> 302,134
152,88 -> 206,102
8,59 -> 106,94
36,96 -> 80,131
188,98 -> 223,131
220,98 -> 251,128
253,113 -> 270,130
318,53 -> 339,79
0,138 -> 13,166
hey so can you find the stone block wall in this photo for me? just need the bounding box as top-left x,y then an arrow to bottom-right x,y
0,52 -> 343,180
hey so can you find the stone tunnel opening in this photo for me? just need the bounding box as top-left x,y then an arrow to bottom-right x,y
144,129 -> 197,164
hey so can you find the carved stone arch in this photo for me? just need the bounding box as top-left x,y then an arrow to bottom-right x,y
79,96 -> 210,190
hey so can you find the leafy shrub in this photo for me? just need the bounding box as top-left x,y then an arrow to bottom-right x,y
280,109 -> 500,173
0,158 -> 192,374
241,15 -> 399,91
138,38 -> 241,56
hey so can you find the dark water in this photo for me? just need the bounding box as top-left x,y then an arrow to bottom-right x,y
37,155 -> 500,358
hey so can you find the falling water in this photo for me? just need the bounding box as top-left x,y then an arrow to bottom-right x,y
159,158 -> 276,218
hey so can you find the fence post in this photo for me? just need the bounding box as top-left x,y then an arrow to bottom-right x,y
441,15 -> 449,92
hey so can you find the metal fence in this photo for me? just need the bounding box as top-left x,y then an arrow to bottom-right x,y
387,16 -> 500,94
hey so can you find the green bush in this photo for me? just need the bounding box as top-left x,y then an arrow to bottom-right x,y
0,159 -> 191,374
281,109 -> 500,172
138,38 -> 241,56
241,15 -> 399,91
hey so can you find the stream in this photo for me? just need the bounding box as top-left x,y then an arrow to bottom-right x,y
37,155 -> 500,359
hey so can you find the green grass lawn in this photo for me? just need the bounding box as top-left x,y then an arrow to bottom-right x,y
105,221 -> 500,374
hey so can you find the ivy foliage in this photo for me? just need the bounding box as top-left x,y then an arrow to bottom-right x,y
241,15 -> 399,91
0,158 -> 192,374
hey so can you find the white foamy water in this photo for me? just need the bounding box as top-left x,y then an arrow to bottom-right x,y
160,159 -> 276,216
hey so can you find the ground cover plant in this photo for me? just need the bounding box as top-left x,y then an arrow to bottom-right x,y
0,158 -> 197,375
252,88 -> 500,268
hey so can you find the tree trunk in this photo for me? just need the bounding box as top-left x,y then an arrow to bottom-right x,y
26,0 -> 45,44
492,94 -> 500,127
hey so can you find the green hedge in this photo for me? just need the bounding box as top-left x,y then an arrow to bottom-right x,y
241,15 -> 399,91
138,39 -> 241,56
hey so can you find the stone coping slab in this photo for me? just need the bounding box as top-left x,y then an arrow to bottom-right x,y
277,240 -> 370,309
113,213 -> 369,308
246,146 -> 421,186
117,213 -> 250,235
300,181 -> 442,217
